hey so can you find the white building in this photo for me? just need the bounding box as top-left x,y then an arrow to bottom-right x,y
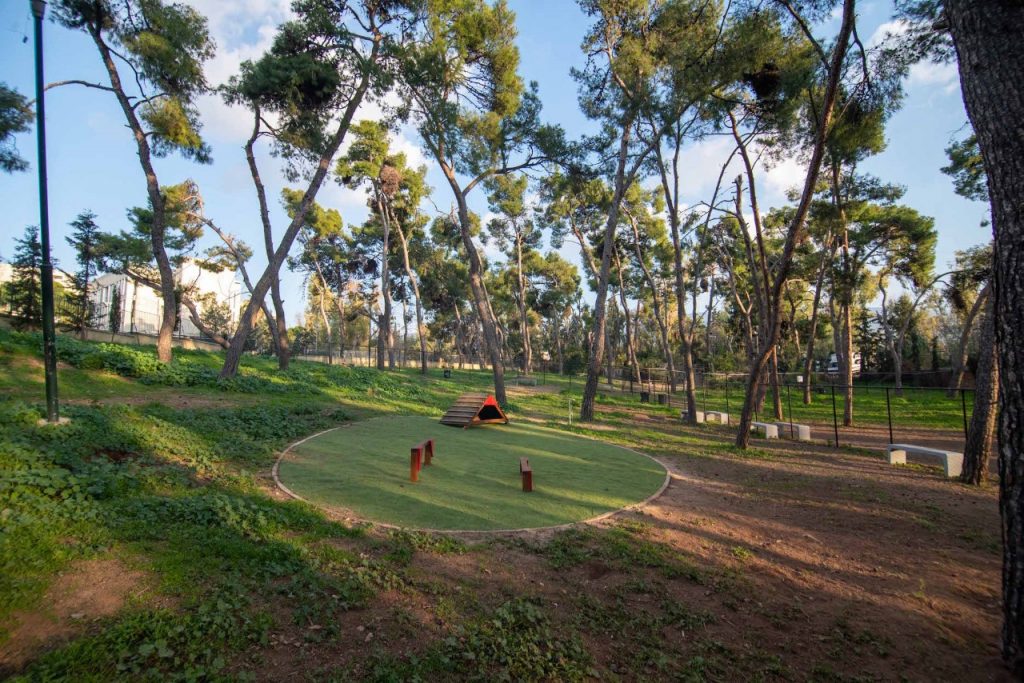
91,260 -> 242,338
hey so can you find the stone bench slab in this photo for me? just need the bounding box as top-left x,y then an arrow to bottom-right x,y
751,421 -> 779,439
887,443 -> 964,478
706,411 -> 729,425
680,409 -> 705,424
774,421 -> 812,441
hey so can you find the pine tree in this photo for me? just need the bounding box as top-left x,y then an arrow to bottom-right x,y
108,286 -> 123,334
66,211 -> 101,334
8,226 -> 43,328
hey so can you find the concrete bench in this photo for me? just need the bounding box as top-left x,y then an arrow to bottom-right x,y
706,411 -> 729,425
774,421 -> 811,441
887,444 -> 964,478
680,409 -> 705,424
751,421 -> 779,439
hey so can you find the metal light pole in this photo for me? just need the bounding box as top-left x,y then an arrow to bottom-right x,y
32,0 -> 60,423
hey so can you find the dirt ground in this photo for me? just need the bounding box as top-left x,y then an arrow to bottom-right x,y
0,558 -> 149,676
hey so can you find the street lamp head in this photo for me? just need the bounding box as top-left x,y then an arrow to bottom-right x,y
31,0 -> 47,19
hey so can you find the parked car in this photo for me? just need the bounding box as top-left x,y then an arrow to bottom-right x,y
826,352 -> 861,376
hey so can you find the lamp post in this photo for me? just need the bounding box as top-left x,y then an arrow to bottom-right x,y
32,0 -> 60,423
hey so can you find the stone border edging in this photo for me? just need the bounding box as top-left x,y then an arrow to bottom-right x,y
272,417 -> 672,536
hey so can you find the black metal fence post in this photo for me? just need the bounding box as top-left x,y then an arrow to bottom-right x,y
961,389 -> 969,440
786,383 -> 794,439
830,384 -> 839,448
725,376 -> 730,415
885,387 -> 894,445
702,374 -> 708,413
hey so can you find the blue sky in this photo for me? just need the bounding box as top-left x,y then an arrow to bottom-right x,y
0,1 -> 989,323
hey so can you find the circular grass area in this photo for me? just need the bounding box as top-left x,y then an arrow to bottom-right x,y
278,416 -> 667,531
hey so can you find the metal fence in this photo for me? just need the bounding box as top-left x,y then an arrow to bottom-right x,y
581,366 -> 975,456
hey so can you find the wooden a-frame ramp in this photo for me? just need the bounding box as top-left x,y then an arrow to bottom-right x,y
440,393 -> 509,428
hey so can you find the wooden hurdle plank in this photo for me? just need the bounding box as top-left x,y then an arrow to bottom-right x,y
519,457 -> 533,492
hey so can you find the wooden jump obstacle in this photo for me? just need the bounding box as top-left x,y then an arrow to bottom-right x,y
439,393 -> 509,428
409,439 -> 435,482
519,457 -> 533,492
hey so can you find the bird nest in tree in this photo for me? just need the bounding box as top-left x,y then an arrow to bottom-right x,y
379,165 -> 401,196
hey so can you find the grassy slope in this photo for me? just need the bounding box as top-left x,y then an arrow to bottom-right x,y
282,416 -> 666,530
0,329 -> 994,681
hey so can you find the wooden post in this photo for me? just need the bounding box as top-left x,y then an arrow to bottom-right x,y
410,447 -> 421,482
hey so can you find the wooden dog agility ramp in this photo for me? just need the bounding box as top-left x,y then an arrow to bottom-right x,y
440,393 -> 509,428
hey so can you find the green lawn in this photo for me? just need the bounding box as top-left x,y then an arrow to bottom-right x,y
686,382 -> 969,430
281,416 -> 667,531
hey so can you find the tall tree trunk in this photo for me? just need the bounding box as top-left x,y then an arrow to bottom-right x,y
626,213 -> 676,392
453,306 -> 466,369
390,207 -> 428,374
554,311 -> 565,375
802,244 -> 832,403
770,347 -> 783,420
948,281 -> 990,397
444,172 -> 506,404
515,234 -> 531,374
734,0 -> 854,447
90,28 -> 176,363
219,38 -> 378,379
318,282 -> 332,364
244,108 -> 290,370
333,296 -> 346,363
945,1 -> 1024,673
615,249 -> 642,386
658,140 -> 698,417
581,124 -> 632,421
841,300 -> 855,424
961,300 -> 997,485
375,191 -> 394,370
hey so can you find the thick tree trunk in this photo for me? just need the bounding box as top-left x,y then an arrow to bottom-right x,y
961,301 -> 997,485
948,281 -> 990,397
945,1 -> 1024,673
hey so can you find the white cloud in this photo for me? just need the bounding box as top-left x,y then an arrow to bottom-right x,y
866,19 -> 958,95
389,128 -> 429,171
674,135 -> 740,199
908,61 -> 959,94
867,20 -> 908,49
762,154 -> 805,199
